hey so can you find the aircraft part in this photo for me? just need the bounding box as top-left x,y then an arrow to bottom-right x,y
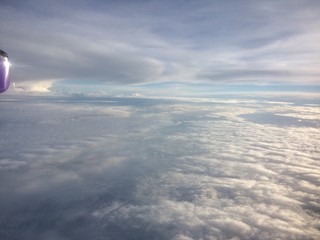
0,49 -> 10,93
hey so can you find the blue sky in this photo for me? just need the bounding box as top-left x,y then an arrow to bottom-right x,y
1,0 -> 320,94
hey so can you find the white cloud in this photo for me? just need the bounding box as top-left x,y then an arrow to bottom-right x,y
0,159 -> 26,170
12,80 -> 54,93
0,94 -> 319,239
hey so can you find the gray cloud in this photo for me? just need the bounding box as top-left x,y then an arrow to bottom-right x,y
1,0 -> 320,88
1,4 -> 165,84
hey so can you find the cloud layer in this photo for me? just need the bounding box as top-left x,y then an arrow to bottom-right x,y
0,93 -> 319,239
1,0 -> 320,88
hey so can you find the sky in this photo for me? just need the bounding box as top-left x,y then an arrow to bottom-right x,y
1,0 -> 320,94
1,2 -> 320,238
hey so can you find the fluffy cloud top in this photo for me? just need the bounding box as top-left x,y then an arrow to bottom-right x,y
0,93 -> 319,239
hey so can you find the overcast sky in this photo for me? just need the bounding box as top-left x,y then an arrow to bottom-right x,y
1,0 -> 320,92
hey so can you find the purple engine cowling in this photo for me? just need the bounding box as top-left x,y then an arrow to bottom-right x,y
0,49 -> 10,93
